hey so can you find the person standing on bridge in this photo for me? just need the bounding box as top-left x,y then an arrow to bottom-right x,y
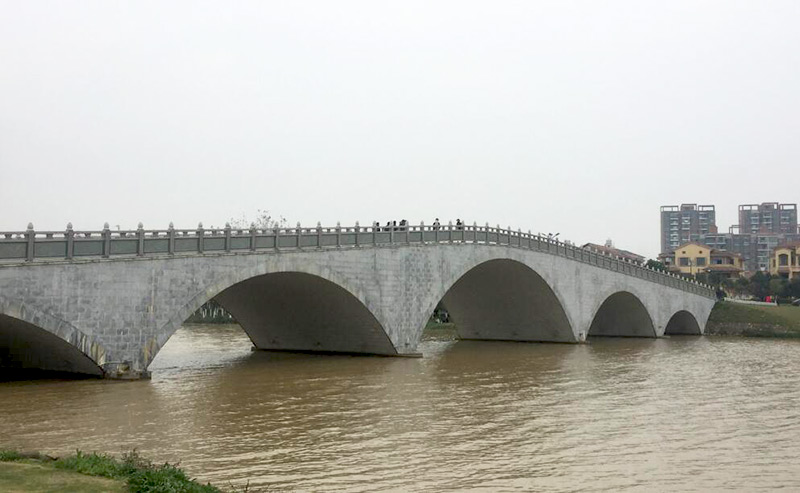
433,218 -> 440,230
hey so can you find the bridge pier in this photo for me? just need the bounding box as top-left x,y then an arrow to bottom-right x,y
102,362 -> 151,380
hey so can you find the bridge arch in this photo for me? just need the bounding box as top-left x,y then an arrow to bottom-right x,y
0,297 -> 105,377
588,291 -> 656,338
664,310 -> 702,335
429,258 -> 576,343
148,261 -> 394,370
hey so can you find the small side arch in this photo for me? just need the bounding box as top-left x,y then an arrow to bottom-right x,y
664,310 -> 701,335
435,258 -> 576,343
588,291 -> 656,338
0,297 -> 105,377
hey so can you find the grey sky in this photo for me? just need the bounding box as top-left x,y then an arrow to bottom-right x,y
1,1 -> 798,258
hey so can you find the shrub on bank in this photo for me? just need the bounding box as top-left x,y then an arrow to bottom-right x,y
1,449 -> 220,492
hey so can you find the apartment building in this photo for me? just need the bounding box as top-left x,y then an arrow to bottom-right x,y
660,202 -> 799,273
738,203 -> 798,235
660,204 -> 716,254
698,232 -> 756,271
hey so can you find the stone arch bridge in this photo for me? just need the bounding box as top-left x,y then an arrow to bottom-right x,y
0,222 -> 715,379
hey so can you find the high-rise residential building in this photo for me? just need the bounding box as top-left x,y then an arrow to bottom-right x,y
660,204 -> 716,254
738,203 -> 797,235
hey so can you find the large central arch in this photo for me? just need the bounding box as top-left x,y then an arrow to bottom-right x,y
213,272 -> 397,356
439,259 -> 575,343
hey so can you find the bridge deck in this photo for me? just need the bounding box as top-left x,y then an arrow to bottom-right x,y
0,222 -> 714,298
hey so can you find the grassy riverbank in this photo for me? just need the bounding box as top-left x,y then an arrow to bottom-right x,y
0,450 -> 220,492
422,320 -> 458,340
706,301 -> 800,337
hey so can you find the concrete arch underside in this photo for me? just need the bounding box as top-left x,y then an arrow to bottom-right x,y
192,272 -> 396,360
0,313 -> 103,377
440,259 -> 575,343
664,310 -> 702,335
589,291 -> 656,338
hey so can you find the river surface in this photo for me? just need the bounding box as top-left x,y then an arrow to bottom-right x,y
1,324 -> 800,491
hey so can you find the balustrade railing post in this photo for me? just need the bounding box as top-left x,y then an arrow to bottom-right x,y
420,221 -> 425,244
336,222 -> 341,248
296,222 -> 302,250
168,222 -> 175,255
224,223 -> 231,252
66,222 -> 75,260
25,222 -> 34,261
274,225 -> 281,252
448,221 -> 453,243
136,222 -> 144,256
250,223 -> 257,251
102,222 -> 111,258
317,222 -> 322,249
354,221 -> 360,248
373,221 -> 379,245
197,222 -> 205,254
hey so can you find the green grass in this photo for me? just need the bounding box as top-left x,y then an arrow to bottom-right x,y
0,450 -> 220,492
708,301 -> 800,337
0,461 -> 126,493
422,320 -> 458,341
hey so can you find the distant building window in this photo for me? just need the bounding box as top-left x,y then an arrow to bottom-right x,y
779,254 -> 789,266
696,257 -> 707,266
679,257 -> 690,266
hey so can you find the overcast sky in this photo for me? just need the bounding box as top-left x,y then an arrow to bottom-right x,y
1,1 -> 798,258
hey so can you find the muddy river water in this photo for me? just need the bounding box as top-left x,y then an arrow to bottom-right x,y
1,324 -> 799,491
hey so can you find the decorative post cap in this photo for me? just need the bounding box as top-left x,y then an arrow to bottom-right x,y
336,221 -> 341,227
317,222 -> 322,228
297,221 -> 301,229
137,222 -> 144,229
169,222 -> 174,229
103,222 -> 110,230
197,222 -> 203,229
225,222 -> 230,228
66,222 -> 73,231
27,222 -> 34,230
